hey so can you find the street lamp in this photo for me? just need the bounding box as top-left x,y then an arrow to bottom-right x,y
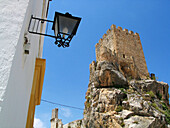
52,12 -> 81,47
28,12 -> 81,48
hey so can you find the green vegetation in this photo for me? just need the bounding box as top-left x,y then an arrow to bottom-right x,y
142,96 -> 149,101
146,91 -> 155,98
133,121 -> 139,124
156,92 -> 162,100
97,107 -> 100,112
120,117 -> 123,121
79,120 -> 82,125
151,102 -> 170,124
124,98 -> 128,101
161,103 -> 170,124
127,89 -> 134,94
146,75 -> 150,80
151,103 -> 164,114
86,102 -> 91,108
165,110 -> 170,124
119,88 -> 127,94
85,96 -> 91,109
68,126 -> 71,128
162,102 -> 168,110
120,122 -> 125,127
127,76 -> 133,81
115,105 -> 123,112
86,96 -> 91,103
151,103 -> 157,108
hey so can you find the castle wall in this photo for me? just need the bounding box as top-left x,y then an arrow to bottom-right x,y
95,25 -> 117,63
95,24 -> 149,79
0,0 -> 48,127
113,26 -> 149,79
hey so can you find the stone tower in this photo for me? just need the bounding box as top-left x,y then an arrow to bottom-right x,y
50,108 -> 63,128
62,24 -> 169,128
95,24 -> 149,79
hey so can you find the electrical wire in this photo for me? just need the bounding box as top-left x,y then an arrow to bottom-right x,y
41,99 -> 84,110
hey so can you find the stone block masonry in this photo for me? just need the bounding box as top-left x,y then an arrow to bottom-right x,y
95,24 -> 149,79
62,24 -> 169,128
50,108 -> 63,128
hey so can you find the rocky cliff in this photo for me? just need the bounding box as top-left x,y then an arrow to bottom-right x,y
81,61 -> 170,128
63,25 -> 170,128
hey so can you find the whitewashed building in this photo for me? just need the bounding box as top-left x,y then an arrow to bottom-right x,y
0,0 -> 51,127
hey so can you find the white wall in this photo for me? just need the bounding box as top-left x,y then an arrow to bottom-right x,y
0,0 -> 48,127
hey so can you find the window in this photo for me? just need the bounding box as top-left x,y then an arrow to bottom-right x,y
123,54 -> 125,58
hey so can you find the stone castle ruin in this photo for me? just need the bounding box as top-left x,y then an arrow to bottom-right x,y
95,24 -> 149,80
90,25 -> 169,104
50,108 -> 63,128
51,24 -> 169,128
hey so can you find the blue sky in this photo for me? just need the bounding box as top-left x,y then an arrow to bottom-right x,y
34,0 -> 170,127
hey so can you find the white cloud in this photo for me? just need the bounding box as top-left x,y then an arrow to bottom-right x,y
61,108 -> 72,118
34,118 -> 46,128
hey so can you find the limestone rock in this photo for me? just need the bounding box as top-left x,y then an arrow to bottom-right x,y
130,80 -> 169,105
98,69 -> 127,87
120,110 -> 134,119
60,25 -> 170,128
62,74 -> 169,128
90,61 -> 128,88
124,116 -> 163,128
63,120 -> 84,128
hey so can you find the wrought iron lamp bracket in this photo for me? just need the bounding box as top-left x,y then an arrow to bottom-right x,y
28,15 -> 73,48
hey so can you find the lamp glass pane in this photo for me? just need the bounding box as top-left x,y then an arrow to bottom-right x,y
54,17 -> 58,37
59,15 -> 78,35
